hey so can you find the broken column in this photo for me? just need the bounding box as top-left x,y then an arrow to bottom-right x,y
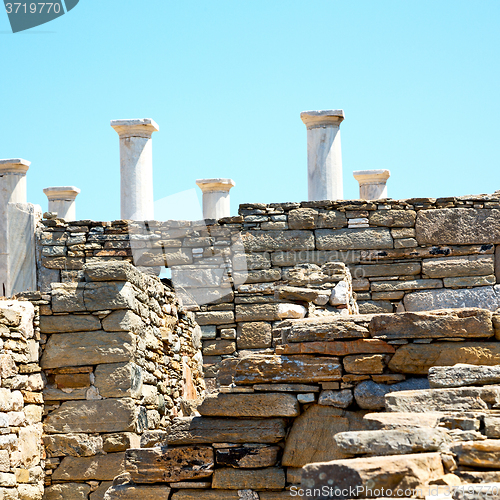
353,169 -> 391,200
110,119 -> 159,220
0,159 -> 39,296
196,178 -> 235,220
43,186 -> 80,220
300,110 -> 344,201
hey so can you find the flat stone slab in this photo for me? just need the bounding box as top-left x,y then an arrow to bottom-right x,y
167,417 -> 287,444
334,428 -> 450,456
52,452 -> 125,481
198,393 -> 299,417
315,228 -> 393,250
171,491 -> 239,500
226,355 -> 342,385
279,317 -> 370,343
301,452 -> 444,497
40,314 -> 101,333
104,482 -> 171,500
422,255 -> 495,278
125,446 -> 213,483
389,342 -> 500,375
241,230 -> 314,252
386,386 -> 500,413
212,467 -> 286,490
451,440 -> 500,468
363,412 -> 442,430
369,308 -> 493,340
404,286 -> 500,312
415,208 -> 500,245
276,339 -> 394,356
429,364 -> 500,388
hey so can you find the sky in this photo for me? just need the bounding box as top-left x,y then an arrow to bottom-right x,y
1,1 -> 499,221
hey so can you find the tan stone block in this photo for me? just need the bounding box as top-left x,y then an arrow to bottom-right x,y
212,467 -> 285,490
202,340 -> 236,356
51,283 -> 86,313
171,490 -> 237,500
236,322 -> 272,349
40,314 -> 101,333
444,275 -> 496,287
43,433 -> 104,457
54,373 -> 91,389
451,440 -> 500,468
44,399 -> 138,434
369,210 -> 416,227
355,262 -> 421,277
216,445 -> 279,468
389,342 -> 500,374
18,425 -> 42,467
0,451 -> 9,472
126,446 -> 213,483
288,208 -> 318,229
423,255 -> 495,278
316,228 -> 393,250
0,354 -> 17,379
90,481 -> 113,500
104,482 -> 171,500
198,393 -> 299,418
52,453 -> 125,481
241,230 -> 314,252
235,304 -> 279,322
195,311 -> 235,326
94,363 -> 143,399
276,339 -> 394,356
102,310 -> 144,333
344,354 -> 386,374
229,355 -> 342,385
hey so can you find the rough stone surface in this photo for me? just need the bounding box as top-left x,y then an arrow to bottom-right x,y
422,255 -> 495,278
389,342 -> 500,374
277,339 -> 394,356
344,354 -> 385,374
369,308 -> 493,340
318,389 -> 353,408
282,405 -> 351,467
212,467 -> 285,490
363,412 -> 441,430
316,228 -> 393,250
198,393 -> 299,417
167,417 -> 287,444
300,452 -> 444,495
451,440 -> 500,468
236,322 -> 272,349
280,317 -> 369,342
40,314 -> 101,333
104,482 -> 171,500
125,446 -> 214,483
415,208 -> 500,245
94,362 -> 143,398
241,230 -> 314,252
429,364 -> 500,388
52,452 -> 125,481
215,445 -> 279,468
44,483 -> 91,500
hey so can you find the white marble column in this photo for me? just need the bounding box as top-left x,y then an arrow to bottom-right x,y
43,186 -> 80,220
196,178 -> 235,219
353,170 -> 391,200
110,118 -> 159,220
300,110 -> 344,201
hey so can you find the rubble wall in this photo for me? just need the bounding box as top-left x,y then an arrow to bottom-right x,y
0,300 -> 44,500
30,262 -> 204,500
37,195 -> 500,392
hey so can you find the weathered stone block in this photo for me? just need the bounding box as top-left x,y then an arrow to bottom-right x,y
242,230 -> 314,252
429,364 -> 500,388
277,339 -> 394,356
369,308 -> 493,340
195,311 -> 235,326
236,322 -> 272,349
358,301 -> 393,314
451,440 -> 500,468
103,433 -> 140,453
44,483 -> 91,500
94,362 -> 143,398
126,446 -> 214,483
52,453 -> 125,481
317,211 -> 348,229
354,262 -> 421,277
301,452 -> 444,496
202,340 -> 236,355
318,389 -> 353,408
102,310 -> 144,333
167,417 -> 287,444
422,255 -> 495,278
344,354 -> 385,374
51,283 -> 86,313
316,228 -> 393,250
282,405 -> 350,466
227,355 -> 342,385
43,433 -> 104,457
288,208 -> 318,229
212,467 -> 285,490
369,210 -> 416,227
84,282 -> 136,311
84,261 -> 142,283
41,331 -> 135,369
404,286 -> 500,312
416,208 -> 500,245
104,482 -> 171,500
40,314 -> 101,333
44,399 -> 138,434
235,304 -> 279,322
389,342 -> 500,375
198,393 -> 299,417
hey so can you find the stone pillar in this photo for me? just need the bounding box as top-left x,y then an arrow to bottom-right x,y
0,159 -> 29,205
43,186 -> 80,220
196,178 -> 235,220
353,169 -> 391,200
110,119 -> 159,221
300,110 -> 344,201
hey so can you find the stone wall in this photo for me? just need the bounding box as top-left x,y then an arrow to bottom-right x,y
37,194 -> 500,391
30,262 -> 204,500
0,300 -> 44,500
102,306 -> 500,499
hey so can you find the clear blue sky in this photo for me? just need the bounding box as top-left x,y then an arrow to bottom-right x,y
1,1 -> 499,221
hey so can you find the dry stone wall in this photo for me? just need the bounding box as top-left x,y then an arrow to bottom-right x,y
0,300 -> 44,500
28,262 -> 204,500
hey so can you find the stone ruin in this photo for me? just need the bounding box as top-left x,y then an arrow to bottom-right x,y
0,111 -> 500,499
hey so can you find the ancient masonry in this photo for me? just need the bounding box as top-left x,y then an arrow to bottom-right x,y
0,111 -> 500,500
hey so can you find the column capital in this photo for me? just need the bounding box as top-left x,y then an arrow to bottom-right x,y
196,178 -> 235,193
43,186 -> 81,201
0,159 -> 30,174
110,118 -> 159,139
300,110 -> 344,129
353,169 -> 391,185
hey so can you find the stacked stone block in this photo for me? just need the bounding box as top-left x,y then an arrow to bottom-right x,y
101,306 -> 500,499
35,262 -> 204,500
0,300 -> 44,500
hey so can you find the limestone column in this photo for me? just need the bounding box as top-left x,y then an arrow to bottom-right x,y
353,170 -> 391,200
43,186 -> 80,220
300,110 -> 344,201
110,118 -> 159,220
196,178 -> 235,219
